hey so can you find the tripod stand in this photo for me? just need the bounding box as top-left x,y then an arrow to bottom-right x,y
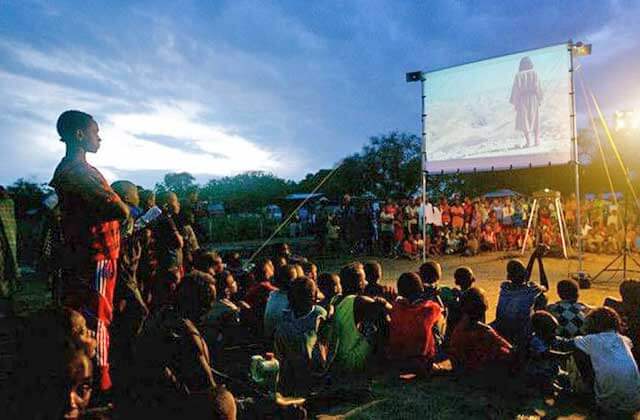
591,198 -> 640,282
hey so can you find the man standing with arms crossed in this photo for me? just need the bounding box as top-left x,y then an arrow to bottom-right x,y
50,110 -> 129,391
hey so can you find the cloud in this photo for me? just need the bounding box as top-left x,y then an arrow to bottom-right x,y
0,68 -> 279,185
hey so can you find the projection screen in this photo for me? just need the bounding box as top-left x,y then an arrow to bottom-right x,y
424,43 -> 572,173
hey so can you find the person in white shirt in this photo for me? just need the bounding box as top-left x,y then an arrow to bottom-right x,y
573,307 -> 640,414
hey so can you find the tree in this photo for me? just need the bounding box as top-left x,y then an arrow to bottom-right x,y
200,171 -> 295,213
155,172 -> 197,199
6,178 -> 47,217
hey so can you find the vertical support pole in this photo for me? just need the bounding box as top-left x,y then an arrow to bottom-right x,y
522,198 -> 538,255
421,75 -> 428,262
569,42 -> 584,272
556,197 -> 568,258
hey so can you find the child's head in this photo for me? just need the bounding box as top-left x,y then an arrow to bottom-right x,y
289,276 -> 316,317
557,279 -> 579,302
56,110 -> 100,153
506,259 -> 527,284
340,262 -> 366,295
302,261 -> 318,282
274,264 -> 298,291
177,271 -> 217,321
397,272 -> 424,302
419,260 -> 442,286
226,252 -> 242,270
461,287 -> 488,322
531,311 -> 559,341
254,258 -> 274,282
193,250 -> 219,276
317,272 -> 341,300
364,261 -> 382,285
158,191 -> 180,214
64,308 -> 97,359
64,350 -> 93,420
111,180 -> 140,208
454,266 -> 475,291
215,270 -> 237,300
585,307 -> 622,334
139,189 -> 156,210
619,279 -> 640,307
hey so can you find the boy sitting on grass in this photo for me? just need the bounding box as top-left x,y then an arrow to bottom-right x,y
274,276 -> 327,396
574,307 -> 640,415
418,261 -> 447,348
604,279 -> 640,363
523,311 -> 571,395
547,279 -> 591,338
448,287 -> 512,373
363,260 -> 384,298
330,263 -> 391,373
441,266 -> 476,341
387,272 -> 442,375
493,250 -> 548,348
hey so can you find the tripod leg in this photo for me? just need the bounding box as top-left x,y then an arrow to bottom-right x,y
592,253 -> 623,282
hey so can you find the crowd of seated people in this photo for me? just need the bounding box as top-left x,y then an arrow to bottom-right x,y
6,112 -> 640,418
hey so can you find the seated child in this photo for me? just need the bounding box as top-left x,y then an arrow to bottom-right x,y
274,277 -> 328,396
330,263 -> 391,372
464,233 -> 480,257
244,258 -> 276,333
604,279 -> 640,363
573,307 -> 640,414
441,266 -> 475,341
317,272 -> 342,315
202,271 -> 247,355
547,279 -> 591,338
363,261 -> 384,297
448,287 -> 512,372
263,264 -> 298,338
418,260 -> 444,308
524,311 -> 571,395
401,237 -> 419,260
493,257 -> 547,347
387,272 -> 442,373
418,260 -> 447,346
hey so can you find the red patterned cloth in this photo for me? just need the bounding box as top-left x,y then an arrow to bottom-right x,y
51,157 -> 124,390
51,158 -> 122,262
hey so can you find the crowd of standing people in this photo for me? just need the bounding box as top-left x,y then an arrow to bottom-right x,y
317,192 -> 639,259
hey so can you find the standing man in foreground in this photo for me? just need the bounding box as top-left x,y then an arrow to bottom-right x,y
50,110 -> 130,391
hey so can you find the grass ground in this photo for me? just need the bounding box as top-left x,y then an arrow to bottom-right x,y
8,251 -> 638,419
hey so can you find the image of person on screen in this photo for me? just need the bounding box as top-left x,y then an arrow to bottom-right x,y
510,56 -> 543,148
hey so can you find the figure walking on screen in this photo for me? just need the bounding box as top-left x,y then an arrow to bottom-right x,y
510,56 -> 543,148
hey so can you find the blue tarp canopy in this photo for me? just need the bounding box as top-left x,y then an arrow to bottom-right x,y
483,189 -> 522,198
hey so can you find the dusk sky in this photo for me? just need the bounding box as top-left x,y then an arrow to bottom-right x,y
1,0 -> 639,188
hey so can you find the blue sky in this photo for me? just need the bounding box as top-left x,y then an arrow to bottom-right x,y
1,0 -> 639,187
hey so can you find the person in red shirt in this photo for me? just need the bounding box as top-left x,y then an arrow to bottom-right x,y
440,197 -> 451,226
450,200 -> 465,231
388,272 -> 442,374
448,287 -> 512,372
50,110 -> 130,391
243,257 -> 276,334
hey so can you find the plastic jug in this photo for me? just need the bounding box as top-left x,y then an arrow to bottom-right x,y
250,352 -> 280,396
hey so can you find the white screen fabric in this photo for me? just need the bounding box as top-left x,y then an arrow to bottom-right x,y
425,43 -> 572,173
